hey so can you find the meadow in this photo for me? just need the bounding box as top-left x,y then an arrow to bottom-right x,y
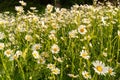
0,1 -> 120,80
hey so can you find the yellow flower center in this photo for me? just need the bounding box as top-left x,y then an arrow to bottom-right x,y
80,28 -> 84,33
82,53 -> 87,57
96,66 -> 103,72
108,69 -> 112,74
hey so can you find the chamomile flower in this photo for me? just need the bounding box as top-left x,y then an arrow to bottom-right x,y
80,50 -> 90,59
107,66 -> 115,76
51,67 -> 60,75
19,0 -> 27,6
78,25 -> 87,35
51,44 -> 60,54
32,44 -> 41,51
118,30 -> 120,37
67,74 -> 79,78
32,51 -> 40,59
82,71 -> 91,79
4,49 -> 13,57
15,6 -> 24,13
0,43 -> 4,50
69,30 -> 78,38
92,60 -> 108,75
0,32 -> 5,40
47,63 -> 55,70
25,34 -> 32,42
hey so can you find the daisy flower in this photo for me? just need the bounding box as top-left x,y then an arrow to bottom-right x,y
0,43 -> 4,50
78,25 -> 87,35
92,60 -> 108,75
51,44 -> 60,54
19,0 -> 27,6
51,67 -> 60,75
25,34 -> 32,42
4,49 -> 13,57
32,51 -> 40,59
67,74 -> 79,78
0,32 -> 5,40
82,71 -> 91,79
32,44 -> 41,51
80,50 -> 90,59
47,63 -> 55,70
107,66 -> 115,76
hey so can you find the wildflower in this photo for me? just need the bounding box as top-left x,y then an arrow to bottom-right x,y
51,44 -> 60,54
41,52 -> 49,58
51,67 -> 60,75
46,4 -> 53,13
25,34 -> 32,42
15,6 -> 24,12
92,60 -> 108,75
32,51 -> 40,59
10,54 -> 19,60
4,49 -> 13,57
47,63 -> 55,69
0,32 -> 5,40
32,44 -> 41,51
107,66 -> 115,76
69,30 -> 78,38
102,52 -> 107,57
0,43 -> 4,50
80,50 -> 90,59
53,56 -> 63,63
82,71 -> 91,79
78,25 -> 87,35
67,74 -> 79,78
37,57 -> 46,64
15,50 -> 22,56
19,0 -> 27,6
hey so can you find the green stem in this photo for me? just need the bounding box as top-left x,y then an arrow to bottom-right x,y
0,53 -> 11,80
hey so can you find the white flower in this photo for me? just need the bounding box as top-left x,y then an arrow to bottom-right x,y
15,6 -> 24,12
32,51 -> 40,59
78,25 -> 87,35
107,66 -> 115,76
80,50 -> 90,59
19,0 -> 27,6
92,60 -> 108,75
51,67 -> 60,75
51,44 -> 60,54
69,30 -> 78,38
4,49 -> 13,57
82,71 -> 91,79
46,4 -> 53,13
25,34 -> 32,41
16,50 -> 22,56
0,43 -> 4,50
67,74 -> 79,78
32,44 -> 41,51
47,63 -> 55,69
37,57 -> 46,64
53,56 -> 63,63
0,32 -> 5,40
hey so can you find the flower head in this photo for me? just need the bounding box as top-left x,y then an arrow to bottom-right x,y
0,43 -> 4,50
82,71 -> 91,79
92,60 -> 108,75
78,25 -> 87,35
51,67 -> 60,75
32,51 -> 40,59
51,44 -> 60,54
4,49 -> 13,57
80,50 -> 90,59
